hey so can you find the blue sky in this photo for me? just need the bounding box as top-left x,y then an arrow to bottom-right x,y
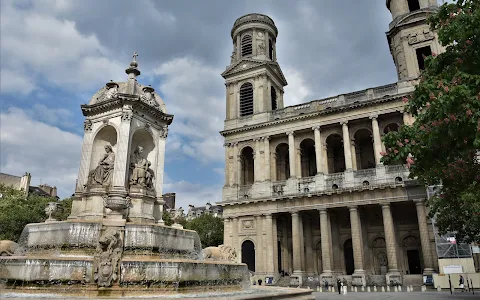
1,0 -> 445,208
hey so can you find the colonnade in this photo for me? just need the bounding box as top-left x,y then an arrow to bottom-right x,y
224,113 -> 413,186
225,199 -> 434,277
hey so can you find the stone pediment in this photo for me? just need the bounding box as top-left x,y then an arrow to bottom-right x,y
221,59 -> 265,77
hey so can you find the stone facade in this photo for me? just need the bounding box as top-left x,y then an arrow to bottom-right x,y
187,203 -> 223,220
219,1 -> 445,286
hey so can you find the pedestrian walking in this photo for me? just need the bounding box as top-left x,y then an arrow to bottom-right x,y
459,275 -> 465,292
337,278 -> 342,295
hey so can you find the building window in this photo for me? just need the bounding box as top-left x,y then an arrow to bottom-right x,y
269,39 -> 274,60
407,0 -> 420,12
239,82 -> 254,116
416,46 -> 432,71
241,35 -> 252,57
271,87 -> 277,110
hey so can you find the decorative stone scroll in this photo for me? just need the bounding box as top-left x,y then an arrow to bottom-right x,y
104,81 -> 119,101
93,227 -> 123,287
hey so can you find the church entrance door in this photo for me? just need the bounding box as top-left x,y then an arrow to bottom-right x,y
407,249 -> 421,274
344,239 -> 354,275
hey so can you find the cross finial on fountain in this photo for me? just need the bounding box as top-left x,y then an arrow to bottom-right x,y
125,51 -> 140,77
132,51 -> 138,62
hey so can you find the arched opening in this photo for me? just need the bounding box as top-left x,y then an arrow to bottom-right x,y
275,143 -> 290,180
371,237 -> 387,275
354,129 -> 375,170
343,239 -> 354,275
326,134 -> 345,174
383,123 -> 399,134
240,147 -> 254,185
241,240 -> 255,272
300,139 -> 316,177
89,125 -> 118,186
239,82 -> 254,117
271,87 -> 277,110
402,236 -> 422,274
268,39 -> 274,60
129,128 -> 156,189
241,34 -> 252,57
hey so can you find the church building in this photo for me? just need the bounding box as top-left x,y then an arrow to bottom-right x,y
219,0 -> 447,286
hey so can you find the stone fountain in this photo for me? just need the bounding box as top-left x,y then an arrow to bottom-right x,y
0,54 -> 313,299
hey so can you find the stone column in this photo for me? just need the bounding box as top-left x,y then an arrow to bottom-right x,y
349,206 -> 365,274
232,217 -> 239,262
224,218 -> 231,246
255,215 -> 264,273
341,121 -> 353,170
252,28 -> 257,56
415,200 -> 435,274
350,139 -> 357,170
233,143 -> 239,185
299,213 -> 305,271
272,153 -> 277,181
254,138 -> 261,182
319,208 -> 332,276
236,35 -> 241,59
112,108 -> 133,188
322,143 -> 329,174
264,136 -> 271,181
76,124 -> 94,192
224,143 -> 230,186
370,115 -> 383,165
313,126 -> 323,174
381,203 -> 400,273
272,216 -> 278,273
265,214 -> 275,274
296,147 -> 302,178
291,212 -> 303,274
287,131 -> 296,178
304,217 -> 314,275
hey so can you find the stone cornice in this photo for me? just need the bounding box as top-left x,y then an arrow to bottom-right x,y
219,92 -> 411,137
81,93 -> 174,125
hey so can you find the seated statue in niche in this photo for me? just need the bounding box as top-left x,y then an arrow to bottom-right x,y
88,145 -> 115,186
129,146 -> 154,189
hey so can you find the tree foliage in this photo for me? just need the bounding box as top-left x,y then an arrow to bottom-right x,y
0,185 -> 56,241
184,213 -> 224,248
381,0 -> 480,243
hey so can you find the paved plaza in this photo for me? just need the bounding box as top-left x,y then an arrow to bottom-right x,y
313,291 -> 478,300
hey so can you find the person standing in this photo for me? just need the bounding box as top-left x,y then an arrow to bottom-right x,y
336,278 -> 341,295
459,275 -> 465,292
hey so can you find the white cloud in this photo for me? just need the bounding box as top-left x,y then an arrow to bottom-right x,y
0,107 -> 82,198
0,0 -> 124,95
283,67 -> 311,106
26,104 -> 75,128
154,57 -> 225,163
163,180 -> 222,209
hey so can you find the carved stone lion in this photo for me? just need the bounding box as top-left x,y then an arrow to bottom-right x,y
202,244 -> 236,262
93,227 -> 123,287
0,240 -> 19,256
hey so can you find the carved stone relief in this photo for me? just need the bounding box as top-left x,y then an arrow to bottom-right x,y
140,86 -> 158,107
93,227 -> 123,287
104,82 -> 119,101
159,126 -> 168,139
408,29 -> 435,45
258,42 -> 266,54
242,219 -> 254,230
121,111 -> 133,122
84,119 -> 93,131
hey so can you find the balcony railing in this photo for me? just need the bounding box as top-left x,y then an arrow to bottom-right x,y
223,165 -> 411,203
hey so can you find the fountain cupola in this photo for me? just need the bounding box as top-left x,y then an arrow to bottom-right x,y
71,52 -> 173,224
386,0 -> 444,80
222,13 -> 287,120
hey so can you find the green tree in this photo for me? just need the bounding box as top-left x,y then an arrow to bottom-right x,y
162,210 -> 174,226
0,184 -> 56,241
185,213 -> 224,248
55,197 -> 73,221
381,0 -> 480,243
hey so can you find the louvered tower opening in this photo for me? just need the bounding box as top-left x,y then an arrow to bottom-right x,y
241,35 -> 252,57
240,82 -> 254,116
271,87 -> 277,110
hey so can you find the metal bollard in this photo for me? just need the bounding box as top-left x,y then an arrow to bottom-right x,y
382,286 -> 385,292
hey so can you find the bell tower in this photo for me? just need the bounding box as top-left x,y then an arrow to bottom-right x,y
386,0 -> 444,80
222,13 -> 288,120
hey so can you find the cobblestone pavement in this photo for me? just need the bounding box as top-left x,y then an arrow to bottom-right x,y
313,291 -> 478,300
